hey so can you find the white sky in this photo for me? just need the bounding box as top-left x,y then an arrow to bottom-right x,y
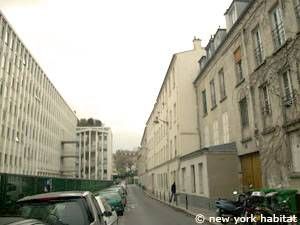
0,0 -> 232,151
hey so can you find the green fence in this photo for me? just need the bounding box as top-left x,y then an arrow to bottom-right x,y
0,173 -> 113,215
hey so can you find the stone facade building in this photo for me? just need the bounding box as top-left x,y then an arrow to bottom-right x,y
194,0 -> 300,190
139,38 -> 241,206
139,0 -> 300,210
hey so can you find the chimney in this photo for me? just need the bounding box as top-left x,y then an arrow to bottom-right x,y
193,36 -> 202,50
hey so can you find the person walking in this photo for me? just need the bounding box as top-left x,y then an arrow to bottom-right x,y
169,182 -> 176,203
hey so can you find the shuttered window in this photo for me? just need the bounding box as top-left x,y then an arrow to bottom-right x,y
234,47 -> 243,82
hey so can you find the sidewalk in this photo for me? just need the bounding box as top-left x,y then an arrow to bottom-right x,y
143,190 -> 221,225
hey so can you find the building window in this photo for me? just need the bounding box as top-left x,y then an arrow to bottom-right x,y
172,69 -> 175,89
295,0 -> 300,19
198,163 -> 204,194
210,79 -> 217,109
222,112 -> 229,143
259,84 -> 271,115
213,120 -> 219,145
173,103 -> 176,124
170,140 -> 173,159
1,55 -> 6,71
202,90 -> 208,116
239,97 -> 249,128
252,26 -> 264,66
282,69 -> 294,106
4,27 -> 9,45
0,21 -> 5,41
174,135 -> 177,156
229,5 -> 237,27
234,47 -> 243,83
191,165 -> 196,193
271,5 -> 286,49
218,68 -> 226,99
181,167 -> 186,192
169,110 -> 172,129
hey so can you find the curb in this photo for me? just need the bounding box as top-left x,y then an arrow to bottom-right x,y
143,190 -> 219,225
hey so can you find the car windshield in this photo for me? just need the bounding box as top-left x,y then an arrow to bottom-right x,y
99,193 -> 121,201
17,198 -> 92,225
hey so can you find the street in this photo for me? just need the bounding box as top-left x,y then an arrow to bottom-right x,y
119,185 -> 207,225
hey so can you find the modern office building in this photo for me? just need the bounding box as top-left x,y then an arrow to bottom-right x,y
0,11 -> 78,177
77,122 -> 113,180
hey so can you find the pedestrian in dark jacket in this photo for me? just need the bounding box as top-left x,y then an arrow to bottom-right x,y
169,182 -> 176,203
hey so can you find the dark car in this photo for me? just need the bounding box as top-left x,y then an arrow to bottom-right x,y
102,186 -> 127,206
95,192 -> 124,216
17,191 -> 104,225
0,217 -> 45,225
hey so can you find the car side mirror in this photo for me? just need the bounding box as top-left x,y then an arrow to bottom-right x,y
104,211 -> 112,217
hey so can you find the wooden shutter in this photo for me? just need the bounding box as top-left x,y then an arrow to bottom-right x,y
234,47 -> 241,62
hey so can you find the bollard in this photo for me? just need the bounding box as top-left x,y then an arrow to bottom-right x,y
160,192 -> 161,200
164,192 -> 165,201
185,194 -> 188,209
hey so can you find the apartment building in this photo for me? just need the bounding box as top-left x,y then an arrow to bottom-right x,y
140,38 -> 206,197
194,0 -> 300,191
77,122 -> 112,180
137,129 -> 148,186
0,11 -> 78,177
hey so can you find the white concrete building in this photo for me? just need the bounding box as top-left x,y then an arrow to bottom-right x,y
77,126 -> 113,180
0,11 -> 78,177
140,38 -> 206,194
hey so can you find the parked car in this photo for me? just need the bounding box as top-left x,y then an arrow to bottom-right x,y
103,187 -> 127,206
0,217 -> 46,225
115,185 -> 127,196
96,192 -> 124,216
95,196 -> 118,225
16,191 -> 105,225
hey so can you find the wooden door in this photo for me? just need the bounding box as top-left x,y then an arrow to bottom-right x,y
240,152 -> 262,189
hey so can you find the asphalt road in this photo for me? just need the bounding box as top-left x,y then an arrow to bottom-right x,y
118,185 -> 207,225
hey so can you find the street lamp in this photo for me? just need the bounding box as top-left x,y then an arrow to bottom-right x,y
153,116 -> 168,125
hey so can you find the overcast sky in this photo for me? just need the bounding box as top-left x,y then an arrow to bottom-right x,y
0,0 -> 232,151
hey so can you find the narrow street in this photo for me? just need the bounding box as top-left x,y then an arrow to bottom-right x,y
119,185 -> 207,225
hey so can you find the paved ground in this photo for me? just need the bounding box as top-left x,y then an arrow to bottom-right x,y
118,185 -> 209,225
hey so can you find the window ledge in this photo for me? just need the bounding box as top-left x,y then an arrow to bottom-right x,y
211,105 -> 217,111
253,60 -> 266,72
235,78 -> 245,88
272,39 -> 290,56
241,136 -> 252,143
290,172 -> 300,179
219,95 -> 227,103
261,127 -> 276,136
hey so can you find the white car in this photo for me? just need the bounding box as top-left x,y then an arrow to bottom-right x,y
95,195 -> 118,225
